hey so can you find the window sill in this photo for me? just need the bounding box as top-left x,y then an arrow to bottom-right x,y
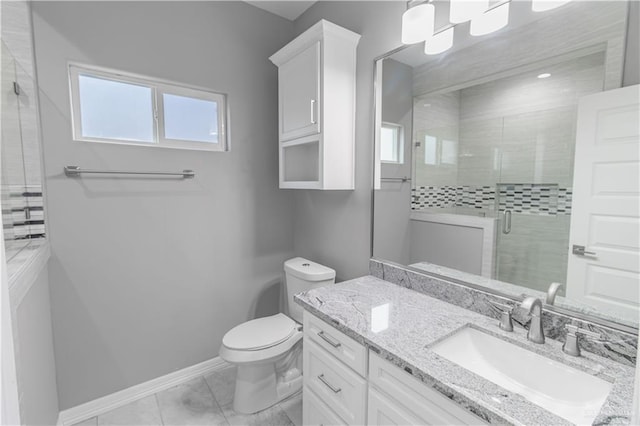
73,137 -> 226,152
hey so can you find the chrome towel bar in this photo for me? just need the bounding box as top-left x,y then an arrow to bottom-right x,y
380,176 -> 411,182
64,166 -> 195,179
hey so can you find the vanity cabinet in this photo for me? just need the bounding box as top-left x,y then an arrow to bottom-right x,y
269,20 -> 360,190
302,311 -> 367,425
302,311 -> 487,426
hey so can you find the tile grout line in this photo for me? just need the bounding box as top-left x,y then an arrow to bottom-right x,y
153,393 -> 166,426
202,373 -> 230,426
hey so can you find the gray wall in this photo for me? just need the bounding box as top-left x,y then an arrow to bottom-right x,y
15,264 -> 59,425
32,1 -> 295,409
292,1 -> 405,281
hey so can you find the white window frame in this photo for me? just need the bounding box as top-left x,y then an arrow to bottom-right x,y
68,63 -> 228,152
380,122 -> 404,164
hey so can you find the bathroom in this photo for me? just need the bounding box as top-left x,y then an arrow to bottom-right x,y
0,0 -> 638,425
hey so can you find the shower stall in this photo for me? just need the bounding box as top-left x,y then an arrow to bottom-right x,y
410,50 -> 606,292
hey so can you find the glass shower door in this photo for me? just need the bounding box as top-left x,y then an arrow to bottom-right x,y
494,107 -> 575,292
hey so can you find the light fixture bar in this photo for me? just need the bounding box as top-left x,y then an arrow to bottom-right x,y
450,0 -> 489,24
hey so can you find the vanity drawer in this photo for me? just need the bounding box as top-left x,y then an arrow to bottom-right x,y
304,338 -> 367,425
303,385 -> 346,426
369,352 -> 487,425
367,387 -> 423,425
303,310 -> 367,376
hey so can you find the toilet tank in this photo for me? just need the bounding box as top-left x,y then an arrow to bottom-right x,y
284,257 -> 336,323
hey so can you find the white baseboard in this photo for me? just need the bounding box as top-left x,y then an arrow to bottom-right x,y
57,357 -> 229,426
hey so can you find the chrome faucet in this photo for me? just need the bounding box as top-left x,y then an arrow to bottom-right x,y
520,297 -> 545,344
563,323 -> 602,357
545,282 -> 564,305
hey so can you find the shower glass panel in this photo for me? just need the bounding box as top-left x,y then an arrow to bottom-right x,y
1,41 -> 46,262
412,50 -> 606,289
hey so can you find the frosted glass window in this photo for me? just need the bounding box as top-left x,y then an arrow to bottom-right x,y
163,94 -> 219,144
442,139 -> 458,164
78,75 -> 154,142
424,135 -> 437,165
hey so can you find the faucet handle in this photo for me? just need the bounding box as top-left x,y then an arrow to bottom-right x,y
488,301 -> 514,332
563,324 -> 602,357
489,300 -> 514,312
565,324 -> 601,340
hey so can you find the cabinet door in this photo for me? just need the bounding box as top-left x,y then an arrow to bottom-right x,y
303,338 -> 367,425
367,388 -> 423,425
279,41 -> 320,141
303,386 -> 346,426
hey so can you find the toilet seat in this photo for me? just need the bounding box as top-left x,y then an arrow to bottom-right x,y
223,313 -> 296,351
220,313 -> 302,364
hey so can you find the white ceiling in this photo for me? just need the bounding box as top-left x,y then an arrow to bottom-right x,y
245,1 -> 317,21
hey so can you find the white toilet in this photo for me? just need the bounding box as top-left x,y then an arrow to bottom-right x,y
219,257 -> 336,414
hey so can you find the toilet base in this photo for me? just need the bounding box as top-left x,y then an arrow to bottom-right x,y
233,363 -> 303,414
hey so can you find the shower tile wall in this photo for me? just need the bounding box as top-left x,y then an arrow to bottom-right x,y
1,0 -> 46,254
412,51 -> 606,290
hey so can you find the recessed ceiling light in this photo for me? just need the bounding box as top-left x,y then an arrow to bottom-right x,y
537,73 -> 551,79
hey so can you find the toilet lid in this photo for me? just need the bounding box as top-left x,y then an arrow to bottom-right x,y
223,313 -> 296,351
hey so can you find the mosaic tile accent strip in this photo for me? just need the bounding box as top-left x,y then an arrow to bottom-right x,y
497,183 -> 558,215
2,184 -> 46,241
557,187 -> 573,215
411,184 -> 573,216
458,185 -> 495,210
411,186 -> 458,209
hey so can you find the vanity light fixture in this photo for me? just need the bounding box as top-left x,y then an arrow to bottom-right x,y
425,27 -> 455,55
470,2 -> 510,36
532,0 -> 571,12
405,0 -> 566,54
537,73 -> 551,79
450,0 -> 489,24
401,1 -> 435,44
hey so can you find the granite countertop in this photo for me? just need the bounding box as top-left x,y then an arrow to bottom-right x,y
295,275 -> 636,426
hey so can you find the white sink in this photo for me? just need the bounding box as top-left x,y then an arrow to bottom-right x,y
431,327 -> 612,425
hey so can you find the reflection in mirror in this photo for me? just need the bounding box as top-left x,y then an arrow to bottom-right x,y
373,0 -> 639,329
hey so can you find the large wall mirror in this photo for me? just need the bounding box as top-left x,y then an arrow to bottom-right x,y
372,0 -> 639,331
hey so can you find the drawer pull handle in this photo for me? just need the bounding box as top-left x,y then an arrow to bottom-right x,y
318,374 -> 342,393
317,331 -> 341,348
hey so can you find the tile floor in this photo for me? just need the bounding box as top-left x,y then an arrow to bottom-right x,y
71,365 -> 302,426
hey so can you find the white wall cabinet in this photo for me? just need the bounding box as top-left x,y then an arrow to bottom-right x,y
270,20 -> 360,190
278,42 -> 320,142
302,310 -> 488,425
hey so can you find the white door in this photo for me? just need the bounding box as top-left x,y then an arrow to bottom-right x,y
566,85 -> 640,323
279,41 -> 320,141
